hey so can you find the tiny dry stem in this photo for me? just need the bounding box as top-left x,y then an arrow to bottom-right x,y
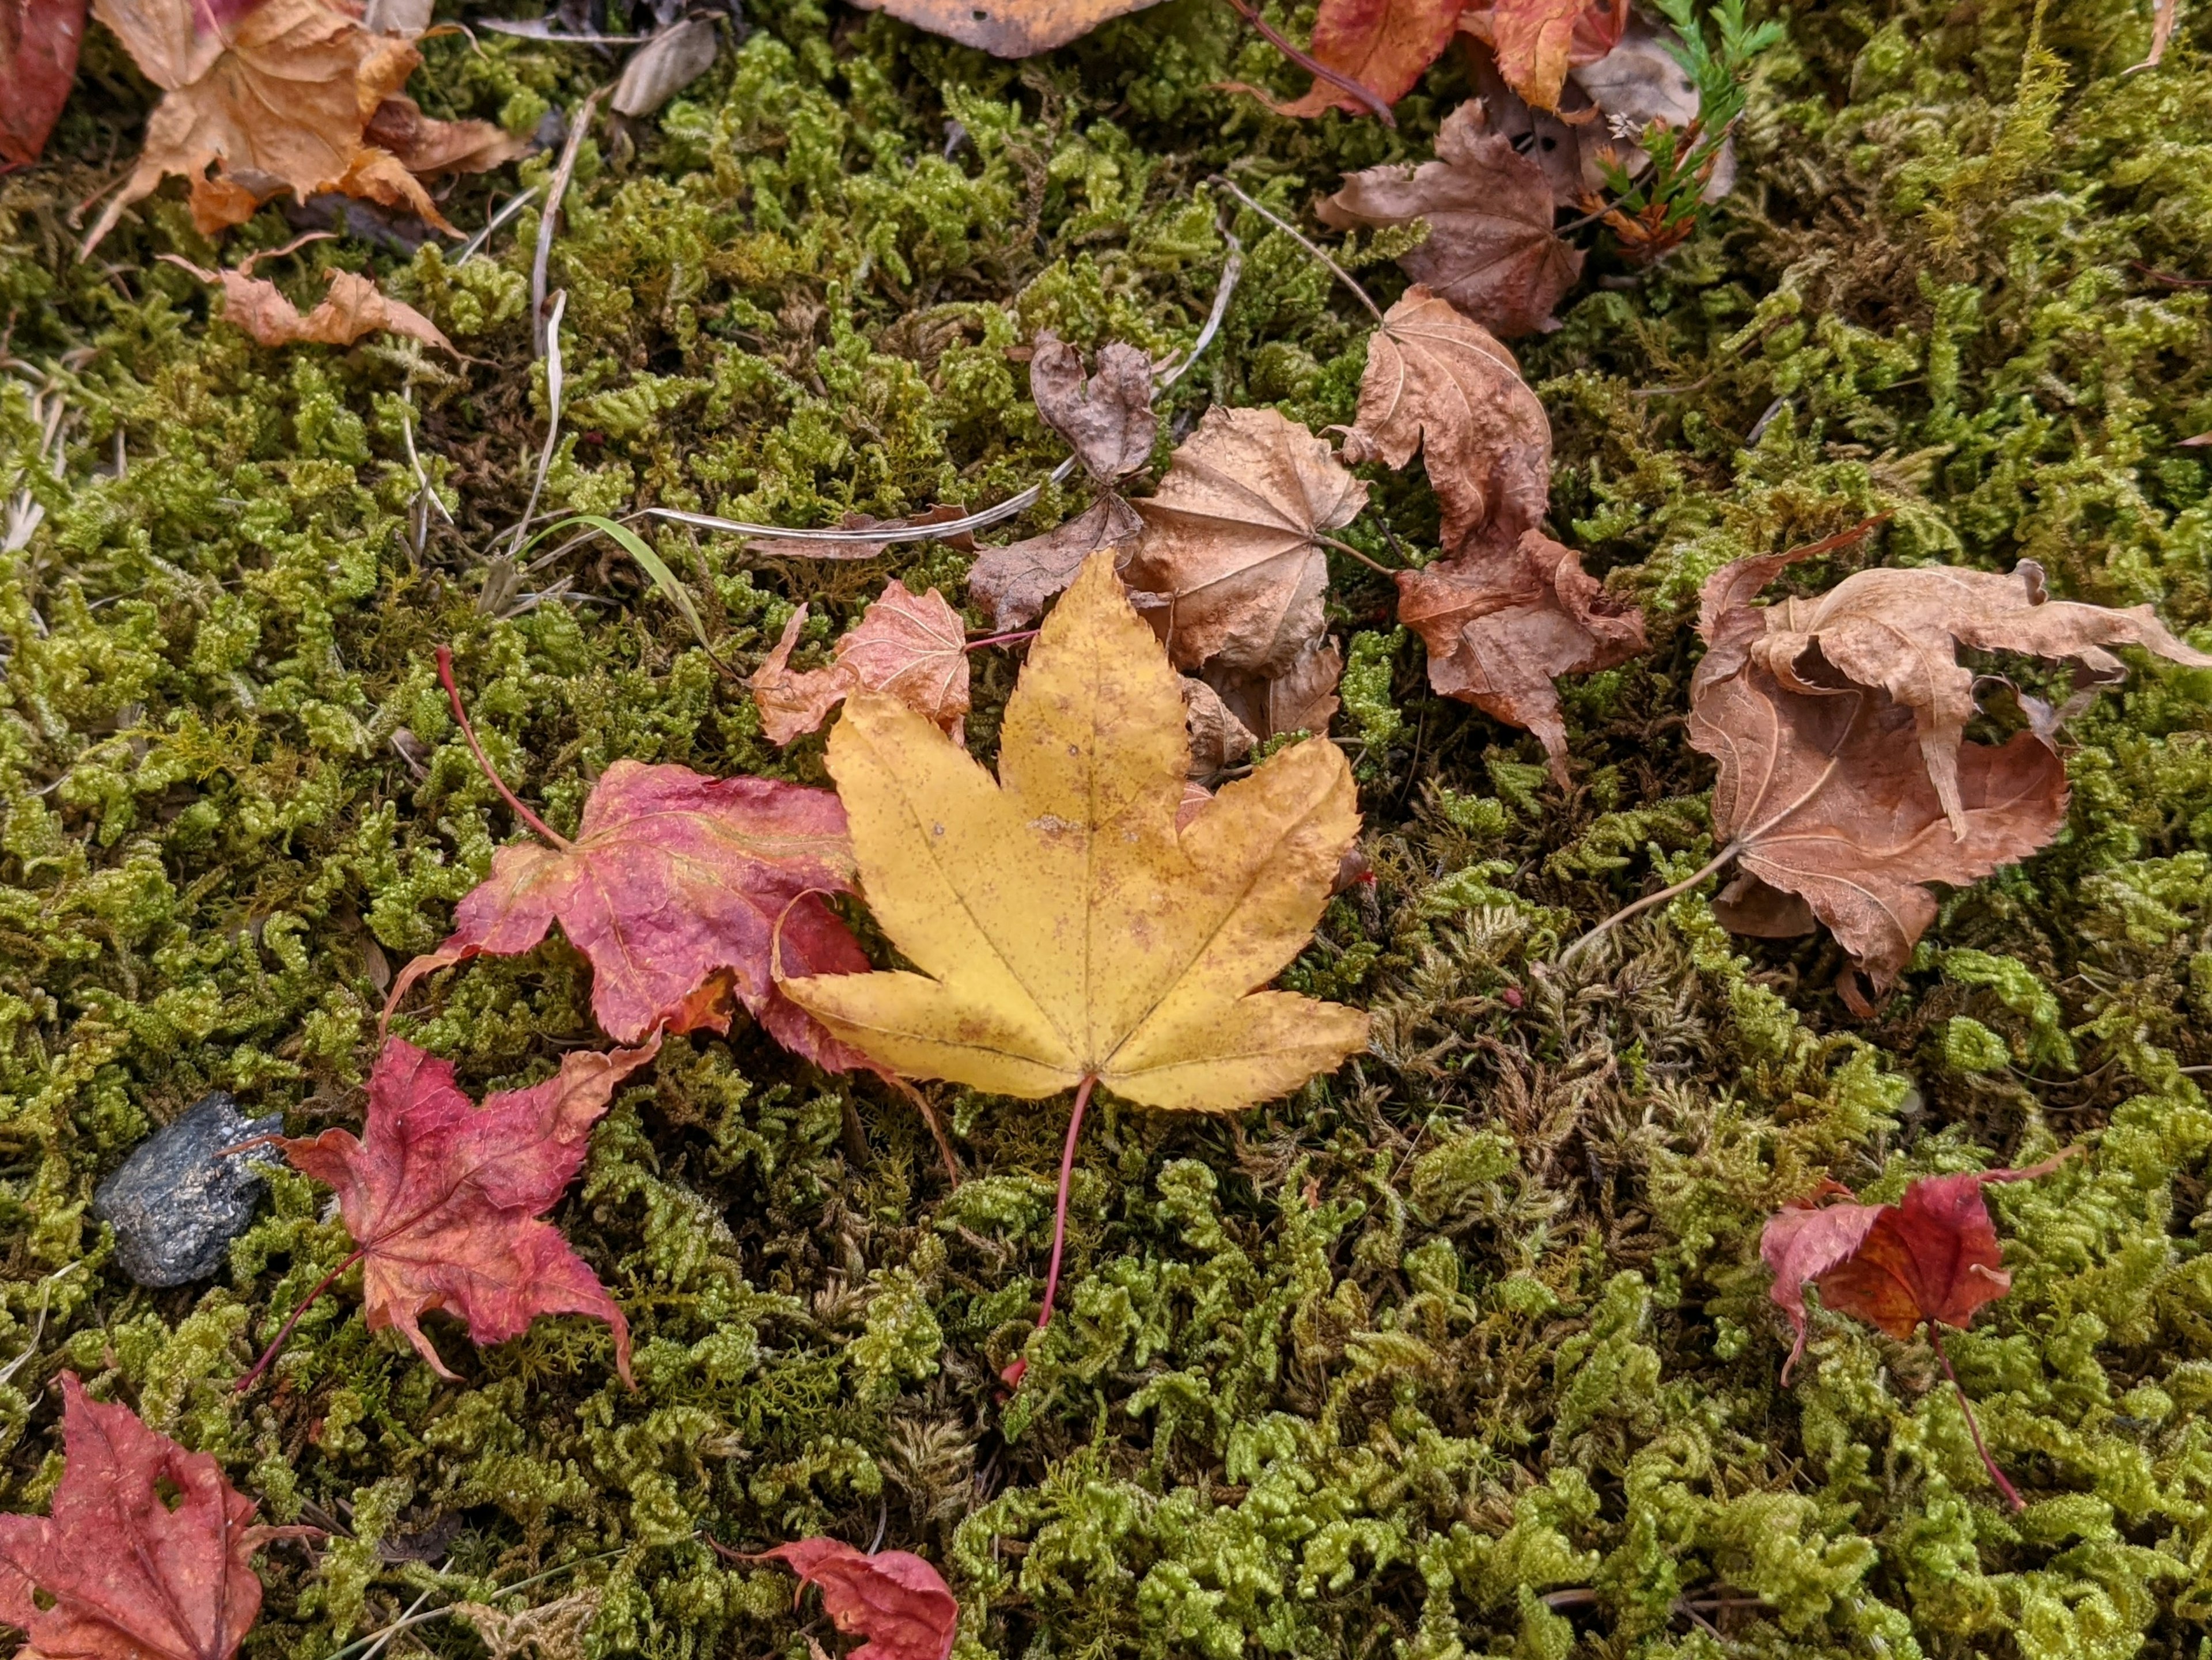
1319,535 -> 1396,575
437,646 -> 573,851
965,628 -> 1040,651
236,1247 -> 366,1393
1563,840 -> 1741,965
1003,1075 -> 1099,1386
1209,177 -> 1384,323
1929,1327 -> 2025,1511
1217,0 -> 1395,126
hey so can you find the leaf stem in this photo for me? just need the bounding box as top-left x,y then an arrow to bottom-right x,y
437,646 -> 574,851
1562,840 -> 1741,965
1209,176 -> 1386,324
1929,1327 -> 2025,1511
235,1246 -> 366,1394
1003,1075 -> 1099,1386
1319,535 -> 1398,576
1217,0 -> 1397,127
964,628 -> 1040,651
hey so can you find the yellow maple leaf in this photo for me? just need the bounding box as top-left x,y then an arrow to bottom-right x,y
782,549 -> 1369,1115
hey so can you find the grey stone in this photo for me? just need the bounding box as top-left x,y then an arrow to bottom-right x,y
93,1093 -> 284,1287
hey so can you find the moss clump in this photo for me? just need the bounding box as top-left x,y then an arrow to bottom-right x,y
4,0 -> 2212,1655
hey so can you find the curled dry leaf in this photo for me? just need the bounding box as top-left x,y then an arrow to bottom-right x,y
362,92 -> 528,177
1,0 -> 86,166
384,759 -> 872,1068
1762,1153 -> 2074,1381
844,0 -> 1160,58
753,1539 -> 959,1660
1747,559 -> 2212,837
1123,405 -> 1369,675
609,14 -> 720,117
1224,0 -> 1465,120
1319,101 -> 1584,339
780,549 -> 1369,1112
1183,675 -> 1257,775
1204,635 -> 1345,745
0,1374 -> 312,1660
1397,530 -> 1644,782
279,1038 -> 656,1384
84,0 -> 524,252
1458,0 -> 1626,111
1340,286 -> 1551,556
1689,548 -> 2072,1007
161,252 -> 454,352
752,582 -> 971,746
968,494 -> 1143,632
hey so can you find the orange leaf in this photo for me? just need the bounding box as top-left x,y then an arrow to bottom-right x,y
1460,0 -> 1625,111
161,251 -> 453,351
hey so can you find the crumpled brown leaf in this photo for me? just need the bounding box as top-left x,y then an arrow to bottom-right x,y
83,0 -> 525,253
1747,558 -> 2212,837
363,91 -> 528,177
1,0 -> 86,166
968,333 -> 1155,629
1123,405 -> 1369,675
160,244 -> 454,351
1182,676 -> 1257,775
752,581 -> 970,745
1688,547 -> 2071,1009
609,14 -> 720,118
1340,286 -> 1551,556
1397,530 -> 1642,782
1319,101 -> 1584,339
1457,0 -> 1626,113
1204,636 -> 1345,746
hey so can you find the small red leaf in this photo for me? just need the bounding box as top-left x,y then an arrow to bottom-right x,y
755,1538 -> 959,1660
278,1037 -> 656,1385
0,1374 -> 312,1660
1,0 -> 85,166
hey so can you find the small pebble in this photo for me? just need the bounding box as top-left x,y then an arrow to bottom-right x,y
92,1093 -> 284,1287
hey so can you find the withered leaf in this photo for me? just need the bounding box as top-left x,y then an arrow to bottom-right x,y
751,1540 -> 958,1660
1319,101 -> 1584,339
1748,558 -> 2212,836
1,0 -> 86,166
1224,0 -> 1464,120
1458,0 -> 1626,111
1182,675 -> 1257,775
752,582 -> 971,745
1203,635 -> 1345,745
0,1375 -> 312,1660
1340,286 -> 1551,556
1689,549 -> 2071,1007
609,14 -> 719,117
967,494 -> 1143,631
362,91 -> 529,177
161,250 -> 454,352
279,1038 -> 656,1384
1031,333 -> 1156,484
845,0 -> 1161,58
1123,405 -> 1368,675
1398,530 -> 1643,782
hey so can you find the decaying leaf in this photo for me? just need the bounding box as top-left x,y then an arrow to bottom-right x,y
1030,332 -> 1156,484
1339,286 -> 1551,555
454,1588 -> 603,1660
1688,549 -> 2072,1007
1459,0 -> 1626,111
1227,0 -> 1466,120
755,1540 -> 959,1660
1,0 -> 86,166
844,0 -> 1159,58
1319,101 -> 1584,339
279,1038 -> 654,1384
968,495 -> 1143,632
1203,635 -> 1346,745
385,759 -> 872,1068
161,249 -> 454,352
1123,405 -> 1369,675
83,0 -> 523,252
362,91 -> 528,177
1397,530 -> 1644,781
1747,559 -> 2212,836
752,582 -> 971,745
781,549 -> 1369,1111
610,14 -> 719,117
1183,675 -> 1257,775
1762,1154 -> 2074,1381
0,1374 -> 310,1660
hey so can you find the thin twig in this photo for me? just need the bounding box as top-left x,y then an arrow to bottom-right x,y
1560,841 -> 1740,966
1156,223 -> 1243,394
1318,533 -> 1397,575
1209,176 -> 1384,323
234,1247 -> 368,1393
1218,0 -> 1395,126
457,185 -> 541,264
509,290 -> 568,559
532,89 -> 604,358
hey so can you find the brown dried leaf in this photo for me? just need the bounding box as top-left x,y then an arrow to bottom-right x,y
1749,560 -> 2212,835
752,583 -> 971,745
1203,636 -> 1345,743
1397,530 -> 1643,782
161,252 -> 454,351
1031,333 -> 1156,484
1459,0 -> 1625,111
1124,405 -> 1368,674
609,15 -> 720,117
1182,676 -> 1257,775
751,607 -> 854,747
1689,552 -> 2073,1005
363,91 -> 529,176
967,494 -> 1143,631
1341,287 -> 1551,556
1219,0 -> 1465,121
1319,102 -> 1583,339
844,0 -> 1161,57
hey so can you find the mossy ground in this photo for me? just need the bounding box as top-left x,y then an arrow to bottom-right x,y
5,0 -> 2212,1655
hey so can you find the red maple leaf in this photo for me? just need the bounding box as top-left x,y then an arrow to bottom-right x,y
1761,1151 -> 2075,1509
0,1373 -> 312,1660
715,1538 -> 958,1660
1,0 -> 87,167
386,653 -> 874,1070
245,1037 -> 657,1390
